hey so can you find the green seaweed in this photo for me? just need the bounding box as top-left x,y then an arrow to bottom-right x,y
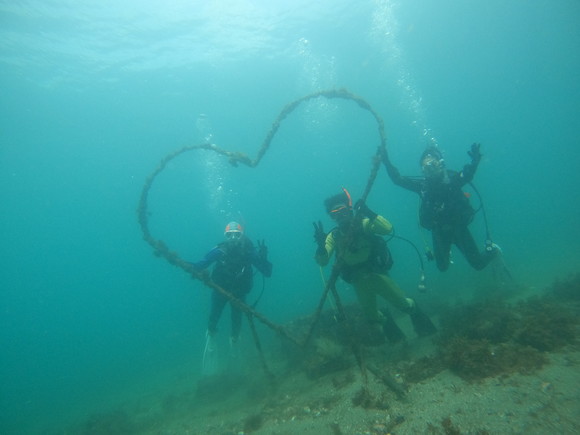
514,297 -> 578,352
417,274 -> 580,382
438,298 -> 516,343
441,337 -> 547,380
550,272 -> 580,301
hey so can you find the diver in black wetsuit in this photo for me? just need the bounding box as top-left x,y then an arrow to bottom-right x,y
192,222 -> 272,343
383,143 -> 499,272
192,221 -> 272,375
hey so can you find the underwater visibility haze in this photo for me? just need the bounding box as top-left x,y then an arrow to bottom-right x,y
1,0 -> 579,433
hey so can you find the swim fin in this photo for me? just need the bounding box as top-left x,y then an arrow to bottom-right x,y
202,331 -> 218,376
382,311 -> 406,343
409,305 -> 437,337
491,248 -> 514,285
227,336 -> 242,373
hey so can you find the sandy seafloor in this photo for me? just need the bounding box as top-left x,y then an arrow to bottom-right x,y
66,271 -> 580,435
125,351 -> 580,435
174,354 -> 579,435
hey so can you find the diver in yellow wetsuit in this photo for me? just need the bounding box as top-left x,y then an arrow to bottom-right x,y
314,188 -> 436,342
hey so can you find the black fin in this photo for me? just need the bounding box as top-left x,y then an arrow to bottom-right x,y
382,312 -> 406,343
410,306 -> 437,337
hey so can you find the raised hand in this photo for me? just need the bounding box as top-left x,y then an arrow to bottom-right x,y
468,143 -> 482,164
257,239 -> 268,260
313,221 -> 326,248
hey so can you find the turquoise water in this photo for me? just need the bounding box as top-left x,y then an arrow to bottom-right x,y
1,0 -> 579,433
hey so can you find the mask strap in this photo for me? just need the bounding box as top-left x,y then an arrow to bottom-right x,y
342,187 -> 352,208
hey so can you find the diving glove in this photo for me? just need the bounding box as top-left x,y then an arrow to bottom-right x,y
354,199 -> 378,220
468,143 -> 482,165
257,239 -> 268,260
313,221 -> 327,255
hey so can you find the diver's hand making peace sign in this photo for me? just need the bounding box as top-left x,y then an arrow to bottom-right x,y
313,221 -> 327,252
257,239 -> 268,260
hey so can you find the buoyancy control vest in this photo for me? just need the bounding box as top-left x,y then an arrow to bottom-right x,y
212,238 -> 254,293
331,228 -> 393,284
419,171 -> 475,230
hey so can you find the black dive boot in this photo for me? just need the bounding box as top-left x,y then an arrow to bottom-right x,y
409,304 -> 437,337
381,310 -> 406,343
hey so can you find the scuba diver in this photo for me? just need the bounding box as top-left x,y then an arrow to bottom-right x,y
191,221 -> 272,373
383,143 -> 500,272
313,189 -> 436,343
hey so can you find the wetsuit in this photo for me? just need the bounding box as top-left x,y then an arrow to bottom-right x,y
193,237 -> 272,339
315,215 -> 414,326
384,159 -> 495,271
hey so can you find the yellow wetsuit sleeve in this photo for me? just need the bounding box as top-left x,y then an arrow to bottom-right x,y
363,215 -> 393,236
315,231 -> 335,266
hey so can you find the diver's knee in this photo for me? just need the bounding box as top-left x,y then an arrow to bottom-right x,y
399,297 -> 416,314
